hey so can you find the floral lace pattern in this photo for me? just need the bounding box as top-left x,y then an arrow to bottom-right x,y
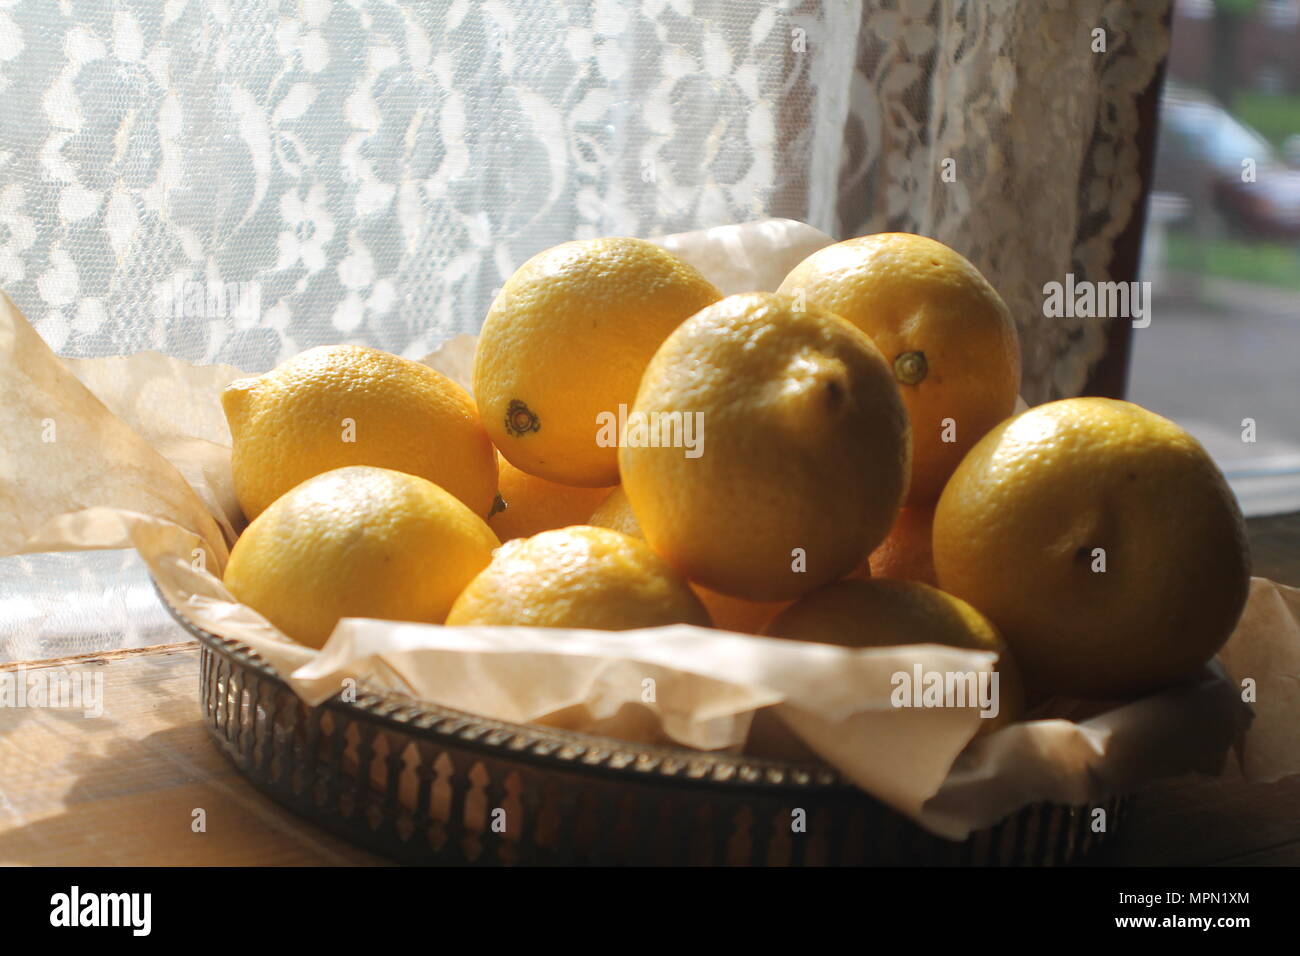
0,0 -> 1167,399
837,0 -> 1170,402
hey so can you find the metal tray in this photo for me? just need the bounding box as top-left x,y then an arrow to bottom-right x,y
160,590 -> 1126,865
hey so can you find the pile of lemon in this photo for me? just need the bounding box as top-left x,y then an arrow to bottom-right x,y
222,233 -> 1250,723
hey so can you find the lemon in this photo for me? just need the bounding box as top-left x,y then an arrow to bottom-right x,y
691,588 -> 789,636
778,233 -> 1020,505
933,398 -> 1251,700
223,466 -> 499,649
223,344 -> 498,520
472,237 -> 721,487
589,486 -> 789,633
619,292 -> 910,602
765,578 -> 1023,731
587,484 -> 644,537
446,525 -> 711,630
865,506 -> 937,587
488,455 -> 615,542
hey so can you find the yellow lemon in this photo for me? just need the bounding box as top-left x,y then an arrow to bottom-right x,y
864,506 -> 937,587
619,292 -> 910,602
472,237 -> 721,487
587,484 -> 644,537
692,588 -> 789,636
223,344 -> 497,521
778,233 -> 1020,505
589,486 -> 789,633
765,578 -> 1024,732
933,398 -> 1251,700
223,466 -> 499,649
446,525 -> 710,630
488,455 -> 615,542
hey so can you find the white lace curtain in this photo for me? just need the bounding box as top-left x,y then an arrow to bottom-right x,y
0,0 -> 1169,396
0,0 -> 1170,659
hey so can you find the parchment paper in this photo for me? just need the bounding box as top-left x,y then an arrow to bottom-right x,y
1,219 -> 1296,841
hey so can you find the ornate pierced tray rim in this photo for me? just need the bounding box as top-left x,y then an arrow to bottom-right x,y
158,585 -> 848,792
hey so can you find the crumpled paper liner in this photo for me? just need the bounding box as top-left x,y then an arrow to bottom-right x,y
1,219 -> 1296,841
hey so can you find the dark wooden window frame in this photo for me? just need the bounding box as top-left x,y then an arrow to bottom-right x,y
1082,5 -> 1173,400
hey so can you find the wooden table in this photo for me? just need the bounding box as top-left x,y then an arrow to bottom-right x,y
2,514 -> 1297,867
0,643 -> 383,865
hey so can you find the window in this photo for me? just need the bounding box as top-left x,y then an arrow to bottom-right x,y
1135,6 -> 1300,517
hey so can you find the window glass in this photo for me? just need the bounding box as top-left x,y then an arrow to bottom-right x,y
1135,2 -> 1300,516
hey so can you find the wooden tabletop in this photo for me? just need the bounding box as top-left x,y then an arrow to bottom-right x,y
0,644 -> 383,866
1,513 -> 1297,867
